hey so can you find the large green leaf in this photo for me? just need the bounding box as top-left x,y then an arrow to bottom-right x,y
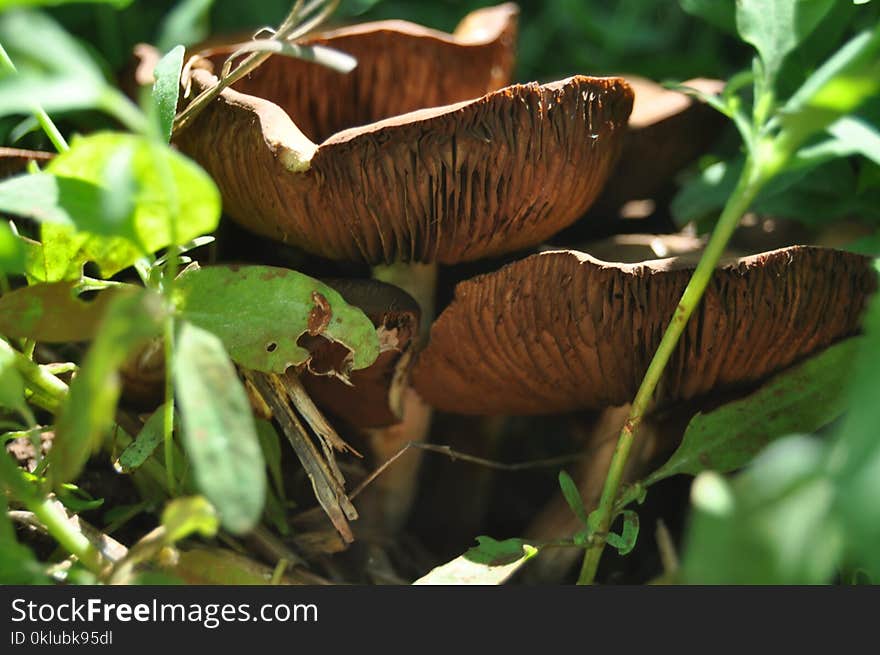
0,281 -> 135,342
26,225 -> 138,282
50,290 -> 165,485
648,338 -> 860,483
151,46 -> 184,144
736,0 -> 836,81
173,265 -> 380,375
0,173 -> 108,232
173,321 -> 265,535
15,132 -> 221,281
682,437 -> 842,584
413,536 -> 538,585
46,132 -> 221,248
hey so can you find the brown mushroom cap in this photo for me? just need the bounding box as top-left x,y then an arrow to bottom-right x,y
301,278 -> 420,427
412,246 -> 876,415
202,3 -> 519,143
176,69 -> 633,264
588,76 -> 726,216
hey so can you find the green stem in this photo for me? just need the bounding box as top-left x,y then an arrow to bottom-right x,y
173,0 -> 339,134
0,44 -> 69,153
1,340 -> 69,413
0,445 -> 104,575
577,154 -> 770,585
163,314 -> 176,495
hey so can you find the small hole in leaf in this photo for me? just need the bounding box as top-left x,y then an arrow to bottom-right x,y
266,342 -> 277,353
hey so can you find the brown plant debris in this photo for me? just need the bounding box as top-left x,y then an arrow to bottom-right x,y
202,3 -> 519,143
245,371 -> 358,543
0,147 -> 53,179
412,246 -> 877,415
175,69 -> 633,264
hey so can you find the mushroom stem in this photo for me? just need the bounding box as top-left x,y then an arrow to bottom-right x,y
578,154 -> 770,585
362,261 -> 438,530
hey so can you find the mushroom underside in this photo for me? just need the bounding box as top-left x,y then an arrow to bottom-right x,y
175,72 -> 634,265
412,245 -> 876,414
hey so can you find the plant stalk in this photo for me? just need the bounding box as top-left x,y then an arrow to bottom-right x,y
173,0 -> 338,134
577,154 -> 769,585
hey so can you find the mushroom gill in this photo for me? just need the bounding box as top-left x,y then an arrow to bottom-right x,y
411,246 -> 877,414
175,68 -> 634,265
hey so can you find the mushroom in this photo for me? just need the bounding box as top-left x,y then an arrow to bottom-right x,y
199,2 -> 520,143
300,277 -> 420,428
412,245 -> 876,415
174,69 -> 633,265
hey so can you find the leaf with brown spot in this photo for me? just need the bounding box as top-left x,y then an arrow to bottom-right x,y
172,265 -> 379,375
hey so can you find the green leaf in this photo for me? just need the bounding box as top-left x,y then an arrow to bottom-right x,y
0,10 -> 106,118
647,338 -> 860,483
0,10 -> 103,82
255,419 -> 285,501
51,290 -> 165,485
682,437 -> 842,584
156,0 -> 215,52
161,495 -> 219,543
0,173 -> 108,231
151,46 -> 184,144
736,0 -> 836,81
605,510 -> 639,556
413,536 -> 539,585
780,25 -> 880,147
173,321 -> 266,535
558,470 -> 588,525
113,405 -> 165,473
0,281 -> 136,342
0,221 -> 24,274
26,225 -> 133,282
173,265 -> 380,375
835,295 -> 880,578
1,133 -> 220,274
46,132 -> 221,248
